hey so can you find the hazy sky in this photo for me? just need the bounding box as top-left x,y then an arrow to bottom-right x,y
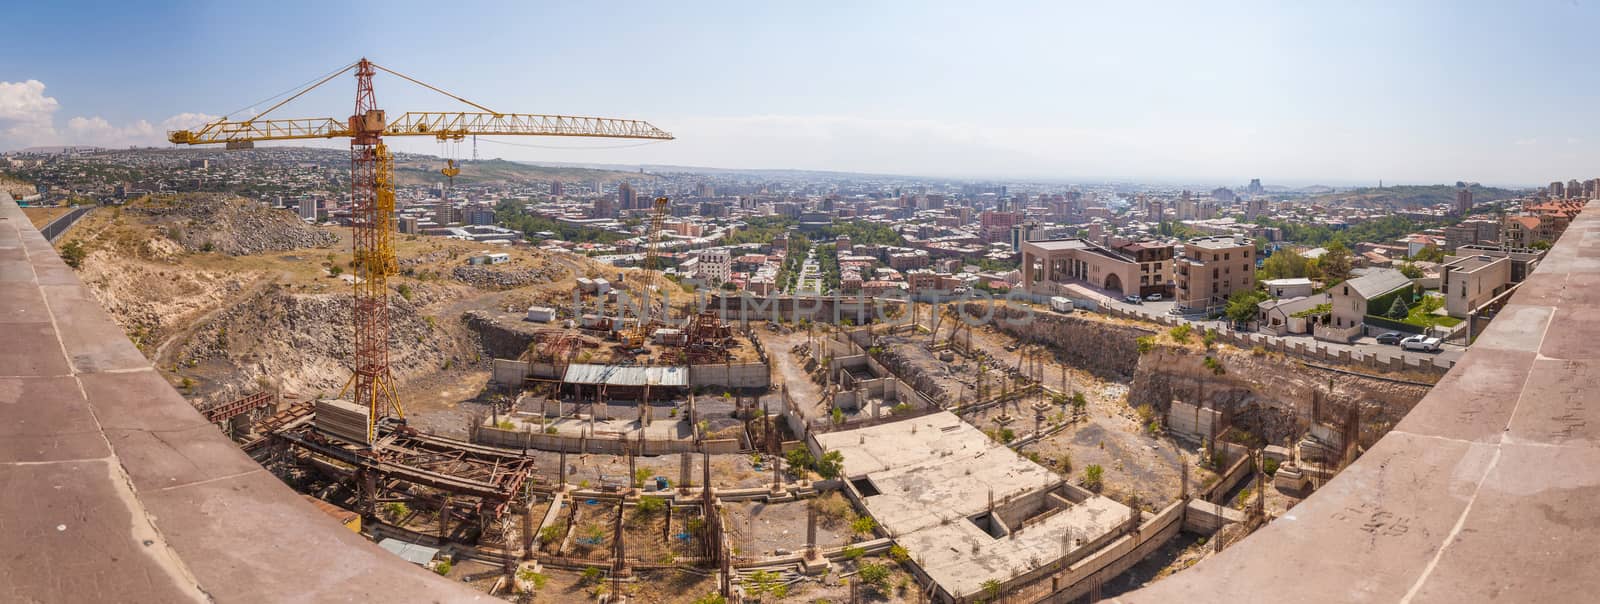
2,1 -> 1596,186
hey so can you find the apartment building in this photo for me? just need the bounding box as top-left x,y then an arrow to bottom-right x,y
1174,236 -> 1255,311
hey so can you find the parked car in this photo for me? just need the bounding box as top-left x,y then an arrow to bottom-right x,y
1145,293 -> 1163,301
1399,335 -> 1442,352
1124,295 -> 1142,304
1376,332 -> 1403,345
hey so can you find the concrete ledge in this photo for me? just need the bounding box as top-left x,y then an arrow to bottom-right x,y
0,193 -> 487,603
1118,200 -> 1600,603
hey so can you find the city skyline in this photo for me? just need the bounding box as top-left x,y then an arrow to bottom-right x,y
3,1 -> 1597,186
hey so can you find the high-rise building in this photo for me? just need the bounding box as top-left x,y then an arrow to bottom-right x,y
549,181 -> 564,197
1454,186 -> 1474,216
1550,181 -> 1565,198
618,181 -> 636,210
1246,178 -> 1264,194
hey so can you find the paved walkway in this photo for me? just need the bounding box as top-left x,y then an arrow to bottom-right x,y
0,192 -> 484,603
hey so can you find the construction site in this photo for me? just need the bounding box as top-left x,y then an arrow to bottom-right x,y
21,58 -> 1437,604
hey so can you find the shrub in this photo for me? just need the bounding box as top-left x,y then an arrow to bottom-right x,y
635,496 -> 666,517
517,568 -> 548,590
396,283 -> 413,300
840,545 -> 866,560
692,594 -> 728,604
1136,335 -> 1155,354
850,516 -> 877,538
634,468 -> 654,488
537,522 -> 565,545
544,425 -> 558,434
60,239 -> 86,267
579,565 -> 603,585
433,559 -> 451,576
982,579 -> 1003,601
382,502 -> 409,520
1203,356 -> 1226,375
1169,324 -> 1192,342
858,562 -> 890,588
580,523 -> 606,543
1263,457 -> 1280,476
999,428 -> 1015,443
888,544 -> 910,563
1082,464 -> 1104,492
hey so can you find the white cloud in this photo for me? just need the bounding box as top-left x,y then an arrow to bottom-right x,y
0,79 -> 220,150
0,80 -> 61,148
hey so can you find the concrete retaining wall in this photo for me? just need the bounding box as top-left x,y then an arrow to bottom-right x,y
470,424 -> 741,455
1028,499 -> 1187,604
687,362 -> 770,389
491,359 -> 529,385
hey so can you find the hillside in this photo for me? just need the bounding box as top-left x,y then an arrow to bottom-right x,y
1306,184 -> 1522,209
55,193 -> 621,410
392,158 -> 655,187
1,173 -> 34,198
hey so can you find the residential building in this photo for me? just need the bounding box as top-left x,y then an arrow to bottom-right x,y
1440,255 -> 1512,319
1020,238 -> 1173,298
1325,268 -> 1412,342
1174,236 -> 1255,311
696,248 -> 731,285
1454,186 -> 1473,215
1262,277 -> 1314,299
1258,294 -> 1330,336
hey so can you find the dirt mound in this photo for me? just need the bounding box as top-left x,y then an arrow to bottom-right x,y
131,194 -> 337,255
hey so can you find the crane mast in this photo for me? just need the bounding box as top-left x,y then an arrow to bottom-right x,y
167,58 -> 673,444
347,59 -> 402,441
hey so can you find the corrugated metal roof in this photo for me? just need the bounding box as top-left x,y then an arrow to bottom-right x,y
562,363 -> 688,387
377,538 -> 439,565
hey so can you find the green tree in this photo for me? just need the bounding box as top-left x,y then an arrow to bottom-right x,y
1386,295 -> 1411,320
1257,248 -> 1308,280
816,450 -> 845,480
1315,242 -> 1354,283
1398,263 -> 1424,279
1225,289 -> 1269,325
1412,244 -> 1445,263
785,448 -> 815,477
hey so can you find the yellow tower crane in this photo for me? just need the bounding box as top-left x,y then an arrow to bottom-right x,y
622,196 -> 672,348
168,58 -> 673,443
